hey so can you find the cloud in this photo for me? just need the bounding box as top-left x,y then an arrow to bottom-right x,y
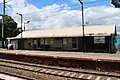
6,0 -> 120,32
0,0 -> 10,3
71,0 -> 101,4
85,6 -> 120,25
71,0 -> 79,4
89,0 -> 98,2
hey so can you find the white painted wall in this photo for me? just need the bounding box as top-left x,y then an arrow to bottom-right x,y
11,40 -> 18,49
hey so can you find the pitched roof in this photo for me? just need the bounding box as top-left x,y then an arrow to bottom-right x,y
9,24 -> 116,39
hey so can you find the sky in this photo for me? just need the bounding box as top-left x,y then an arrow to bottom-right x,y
0,0 -> 120,31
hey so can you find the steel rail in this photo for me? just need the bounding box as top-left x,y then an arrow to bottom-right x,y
0,59 -> 119,80
0,59 -> 119,77
0,70 -> 35,80
0,65 -> 88,80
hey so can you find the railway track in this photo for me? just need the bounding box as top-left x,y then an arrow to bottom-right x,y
0,59 -> 119,80
0,71 -> 34,80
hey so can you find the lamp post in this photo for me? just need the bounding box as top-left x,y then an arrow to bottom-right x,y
16,13 -> 23,39
24,20 -> 30,31
0,14 -> 4,48
1,0 -> 5,48
78,0 -> 85,52
0,0 -> 5,48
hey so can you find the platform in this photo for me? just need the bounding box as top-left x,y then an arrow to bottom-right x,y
0,73 -> 25,80
0,50 -> 120,62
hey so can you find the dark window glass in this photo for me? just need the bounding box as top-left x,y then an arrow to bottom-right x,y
72,43 -> 77,48
55,38 -> 62,40
72,38 -> 77,48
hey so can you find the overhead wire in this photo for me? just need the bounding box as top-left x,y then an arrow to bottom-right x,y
14,4 -> 80,21
25,0 -> 107,21
22,4 -> 78,15
5,0 -> 105,6
23,6 -> 81,27
25,6 -> 79,19
11,3 -> 79,20
7,0 -> 107,21
11,0 -> 106,17
0,0 -> 13,3
1,0 -> 107,9
83,0 -> 108,8
5,0 -> 63,16
5,0 -> 60,6
12,0 -> 106,29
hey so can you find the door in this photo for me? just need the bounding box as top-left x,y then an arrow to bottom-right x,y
72,37 -> 78,50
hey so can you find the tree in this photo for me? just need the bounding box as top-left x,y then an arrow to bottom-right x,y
0,15 -> 21,40
111,0 -> 120,8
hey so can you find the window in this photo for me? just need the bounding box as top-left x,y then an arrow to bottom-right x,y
63,38 -> 67,44
38,39 -> 40,45
33,39 -> 37,44
50,39 -> 53,44
45,39 -> 48,44
0,41 -> 2,47
40,39 -> 44,44
55,38 -> 62,40
28,40 -> 31,46
94,36 -> 105,44
72,38 -> 77,43
72,43 -> 77,48
72,38 -> 77,48
68,38 -> 72,43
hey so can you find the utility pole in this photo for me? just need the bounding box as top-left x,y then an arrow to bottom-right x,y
0,14 -> 3,48
16,13 -> 23,49
78,0 -> 85,52
24,20 -> 30,31
17,13 -> 23,39
21,14 -> 23,38
2,0 -> 5,48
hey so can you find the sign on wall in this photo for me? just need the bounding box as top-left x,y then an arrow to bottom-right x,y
94,36 -> 105,44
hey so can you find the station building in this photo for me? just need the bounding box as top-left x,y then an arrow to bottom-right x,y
7,24 -> 117,53
0,21 -> 2,48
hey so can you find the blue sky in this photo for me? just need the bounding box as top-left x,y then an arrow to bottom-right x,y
0,0 -> 111,14
29,0 -> 110,7
28,0 -> 111,10
0,0 -> 120,31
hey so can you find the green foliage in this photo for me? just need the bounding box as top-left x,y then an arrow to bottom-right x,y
0,15 -> 21,39
111,0 -> 120,8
